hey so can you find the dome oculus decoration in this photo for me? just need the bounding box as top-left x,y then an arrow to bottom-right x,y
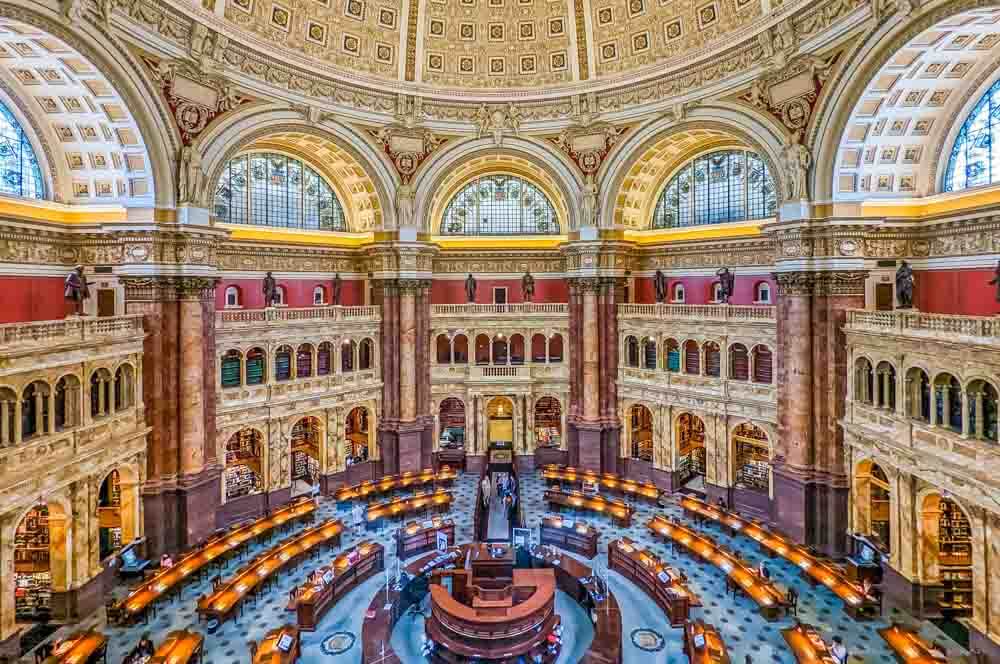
0,100 -> 43,200
652,150 -> 776,228
944,78 -> 1000,192
441,174 -> 558,235
214,152 -> 347,231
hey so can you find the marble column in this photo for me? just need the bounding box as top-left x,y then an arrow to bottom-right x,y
582,282 -> 599,421
399,286 -> 416,422
179,298 -> 206,475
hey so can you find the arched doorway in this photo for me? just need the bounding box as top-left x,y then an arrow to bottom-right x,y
14,502 -> 67,623
854,460 -> 890,553
629,404 -> 653,461
224,428 -> 264,502
534,397 -> 562,449
732,423 -> 770,494
290,417 -> 321,497
438,398 -> 466,449
676,413 -> 706,489
345,406 -> 371,462
920,494 -> 973,619
487,397 -> 514,445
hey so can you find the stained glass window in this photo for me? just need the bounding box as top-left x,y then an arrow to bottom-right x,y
652,150 -> 776,228
441,174 -> 558,235
944,79 -> 1000,191
0,101 -> 42,199
213,152 -> 347,230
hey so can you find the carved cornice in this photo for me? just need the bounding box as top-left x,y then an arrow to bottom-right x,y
773,270 -> 866,296
397,278 -> 432,294
121,275 -> 219,301
568,277 -> 603,293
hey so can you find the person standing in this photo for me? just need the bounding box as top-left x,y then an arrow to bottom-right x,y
481,474 -> 492,507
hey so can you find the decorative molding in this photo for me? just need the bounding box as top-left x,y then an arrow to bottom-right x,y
121,275 -> 219,301
367,123 -> 447,184
547,122 -> 629,175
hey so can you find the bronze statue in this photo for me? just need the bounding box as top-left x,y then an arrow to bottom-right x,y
716,267 -> 735,304
654,270 -> 667,303
332,273 -> 342,306
990,260 -> 1000,303
522,271 -> 535,302
895,261 -> 914,309
465,273 -> 477,303
63,265 -> 89,317
263,271 -> 279,307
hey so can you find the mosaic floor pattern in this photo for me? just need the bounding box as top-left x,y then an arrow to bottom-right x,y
44,469 -> 968,663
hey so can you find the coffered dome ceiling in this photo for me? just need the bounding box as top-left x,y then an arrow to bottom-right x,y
197,0 -> 772,95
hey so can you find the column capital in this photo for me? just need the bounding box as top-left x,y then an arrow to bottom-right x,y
772,270 -> 867,296
121,276 -> 220,302
568,277 -> 602,293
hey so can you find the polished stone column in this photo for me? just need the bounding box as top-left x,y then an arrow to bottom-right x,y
581,281 -> 599,420
179,298 -> 205,475
399,286 -> 417,422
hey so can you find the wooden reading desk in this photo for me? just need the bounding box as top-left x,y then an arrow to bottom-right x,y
365,490 -> 452,528
684,620 -> 731,664
148,629 -> 204,664
680,496 -> 878,619
543,488 -> 634,527
295,540 -> 385,630
608,537 -> 700,626
44,630 -> 107,664
540,465 -> 660,503
197,519 -> 343,624
254,625 -> 300,664
782,623 -> 837,663
648,515 -> 785,620
396,517 -> 455,559
539,515 -> 599,559
334,468 -> 457,504
879,624 -> 949,664
121,498 -> 316,621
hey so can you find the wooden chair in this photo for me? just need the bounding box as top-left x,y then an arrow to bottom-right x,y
211,574 -> 223,591
248,640 -> 258,662
785,588 -> 799,616
105,597 -> 124,624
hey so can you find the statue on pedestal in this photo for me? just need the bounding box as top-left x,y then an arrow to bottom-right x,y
716,267 -> 735,304
522,271 -> 535,302
654,270 -> 667,303
263,271 -> 279,307
332,273 -> 342,306
64,265 -> 89,317
465,273 -> 477,303
990,260 -> 1000,303
895,261 -> 914,309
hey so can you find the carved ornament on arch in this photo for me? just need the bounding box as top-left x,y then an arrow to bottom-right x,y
740,53 -> 840,133
546,122 -> 630,175
367,124 -> 448,184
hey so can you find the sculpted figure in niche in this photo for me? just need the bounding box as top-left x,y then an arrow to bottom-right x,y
64,265 -> 90,317
654,269 -> 668,304
990,260 -> 1000,303
783,130 -> 811,200
465,273 -> 477,303
580,173 -> 598,227
332,273 -> 342,306
396,182 -> 414,228
177,146 -> 203,204
522,271 -> 535,302
895,261 -> 914,309
263,271 -> 279,307
716,267 -> 735,304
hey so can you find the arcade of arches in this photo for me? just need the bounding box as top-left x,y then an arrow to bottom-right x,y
4,1 -> 1000,662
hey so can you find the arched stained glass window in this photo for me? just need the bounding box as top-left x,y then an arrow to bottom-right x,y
441,174 -> 558,235
213,152 -> 347,230
945,79 -> 1000,192
652,149 -> 776,228
0,101 -> 42,199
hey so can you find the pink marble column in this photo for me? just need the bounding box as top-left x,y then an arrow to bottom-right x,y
179,298 -> 206,475
775,277 -> 814,472
399,285 -> 417,422
581,282 -> 599,421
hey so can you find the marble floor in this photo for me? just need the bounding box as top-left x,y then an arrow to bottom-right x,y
34,469 -> 969,664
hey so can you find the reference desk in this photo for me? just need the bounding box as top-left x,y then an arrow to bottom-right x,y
540,465 -> 660,503
608,537 -> 700,626
879,624 -> 949,663
782,624 -> 837,663
366,490 -> 453,528
197,519 -> 344,624
543,489 -> 634,527
539,516 -> 599,559
44,630 -> 107,664
334,468 -> 456,504
149,630 -> 204,664
396,517 -> 455,559
254,625 -> 300,664
121,499 -> 316,621
684,620 -> 731,664
296,541 -> 385,630
648,515 -> 785,621
680,496 -> 877,619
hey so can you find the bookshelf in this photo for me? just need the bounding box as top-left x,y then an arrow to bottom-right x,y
735,438 -> 769,493
275,350 -> 292,381
937,499 -> 972,615
246,349 -> 265,385
225,464 -> 262,500
14,506 -> 51,620
221,352 -> 241,388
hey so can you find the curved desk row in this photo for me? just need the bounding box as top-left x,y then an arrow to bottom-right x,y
334,468 -> 457,503
197,519 -> 344,623
149,629 -> 204,664
540,465 -> 660,503
781,623 -> 837,663
543,489 -> 633,527
539,515 -> 599,559
295,540 -> 384,630
647,515 -> 785,621
253,625 -> 300,664
680,496 -> 877,619
44,630 -> 107,664
684,620 -> 731,664
879,624 -> 949,663
121,498 -> 316,620
366,490 -> 452,527
608,537 -> 700,626
397,518 -> 455,559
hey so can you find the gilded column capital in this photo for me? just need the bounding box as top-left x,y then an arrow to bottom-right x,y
122,276 -> 219,302
773,271 -> 816,296
568,277 -> 602,293
772,270 -> 867,296
397,278 -> 432,294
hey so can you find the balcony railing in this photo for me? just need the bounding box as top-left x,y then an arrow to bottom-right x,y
216,305 -> 381,328
845,309 -> 1000,342
431,304 -> 568,316
618,304 -> 775,321
0,314 -> 144,351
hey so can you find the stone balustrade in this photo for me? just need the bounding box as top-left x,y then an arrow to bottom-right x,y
845,309 -> 1000,344
618,303 -> 775,322
216,305 -> 381,328
431,303 -> 568,317
0,314 -> 144,352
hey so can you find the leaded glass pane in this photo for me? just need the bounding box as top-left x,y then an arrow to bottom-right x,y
944,79 -> 1000,192
651,149 -> 776,228
213,151 -> 346,230
0,101 -> 43,200
441,174 -> 559,235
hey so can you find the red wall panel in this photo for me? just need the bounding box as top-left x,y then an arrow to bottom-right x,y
0,276 -> 71,323
431,278 -> 569,304
215,278 -> 365,309
632,274 -> 777,305
914,269 -> 999,316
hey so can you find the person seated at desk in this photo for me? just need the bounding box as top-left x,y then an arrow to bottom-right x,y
717,497 -> 727,510
123,633 -> 155,664
160,553 -> 174,569
757,560 -> 770,580
830,636 -> 848,664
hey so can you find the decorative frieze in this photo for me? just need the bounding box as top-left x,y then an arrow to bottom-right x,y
121,276 -> 219,302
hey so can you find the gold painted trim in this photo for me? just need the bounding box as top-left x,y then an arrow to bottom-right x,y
431,235 -> 567,249
858,184 -> 1000,218
0,196 -> 127,224
221,223 -> 374,247
625,220 -> 764,244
